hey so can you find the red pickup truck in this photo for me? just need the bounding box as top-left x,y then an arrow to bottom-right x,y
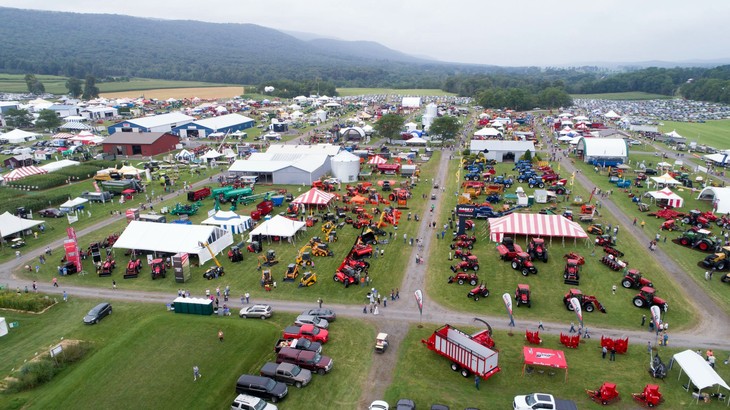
282,324 -> 329,344
276,347 -> 333,375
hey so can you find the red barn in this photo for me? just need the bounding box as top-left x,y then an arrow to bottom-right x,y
102,132 -> 179,157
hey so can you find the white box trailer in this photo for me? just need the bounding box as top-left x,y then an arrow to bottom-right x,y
422,324 -> 500,380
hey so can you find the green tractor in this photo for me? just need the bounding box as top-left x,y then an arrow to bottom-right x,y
677,229 -> 720,252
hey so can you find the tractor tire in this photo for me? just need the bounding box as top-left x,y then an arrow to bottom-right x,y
451,363 -> 460,372
682,217 -> 690,224
467,244 -> 474,250
717,261 -> 727,271
633,296 -> 646,308
512,261 -> 519,269
482,289 -> 490,297
473,265 -> 479,271
567,302 -> 575,311
473,295 -> 479,301
622,279 -> 633,288
522,269 -> 530,276
458,279 -> 464,285
505,184 -> 512,189
333,275 -> 340,282
529,183 -> 534,189
543,254 -> 548,263
698,241 -> 709,251
469,279 -> 478,286
538,183 -> 545,188
460,369 -> 470,378
584,303 -> 595,313
527,302 -> 531,308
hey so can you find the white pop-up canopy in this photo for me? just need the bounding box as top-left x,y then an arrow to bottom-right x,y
672,350 -> 730,405
0,211 -> 43,239
201,210 -> 252,234
474,127 -> 501,137
113,221 -> 233,264
248,215 -> 305,243
651,173 -> 682,187
648,187 -> 684,208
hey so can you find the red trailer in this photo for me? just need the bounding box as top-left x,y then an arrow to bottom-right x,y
421,324 -> 500,380
376,163 -> 400,175
187,187 -> 211,202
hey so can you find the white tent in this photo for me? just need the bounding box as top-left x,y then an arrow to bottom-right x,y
201,210 -> 252,234
664,130 -> 684,139
0,211 -> 43,239
474,127 -> 501,137
651,173 -> 682,187
558,136 -> 573,141
175,149 -> 194,161
672,350 -> 730,404
248,215 -> 305,243
0,317 -> 7,337
405,136 -> 427,145
200,149 -> 222,160
113,221 -> 233,264
697,187 -> 730,214
39,160 -> 80,173
59,197 -> 88,212
1,129 -> 40,143
604,110 -> 621,119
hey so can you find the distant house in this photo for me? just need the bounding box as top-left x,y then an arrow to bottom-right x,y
107,112 -> 195,135
47,104 -> 81,118
4,154 -> 34,169
172,113 -> 255,138
101,132 -> 179,156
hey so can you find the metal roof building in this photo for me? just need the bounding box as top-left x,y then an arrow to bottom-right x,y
228,152 -> 330,185
469,140 -> 536,162
107,112 -> 195,135
172,113 -> 255,138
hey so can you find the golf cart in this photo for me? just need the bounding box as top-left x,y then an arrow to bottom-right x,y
10,238 -> 26,249
375,333 -> 389,353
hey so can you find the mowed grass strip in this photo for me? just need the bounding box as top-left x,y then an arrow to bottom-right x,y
424,156 -> 695,330
0,300 -> 375,410
385,325 -> 730,409
658,119 -> 730,150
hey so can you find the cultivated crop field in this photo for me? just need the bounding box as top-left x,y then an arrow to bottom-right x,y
100,86 -> 244,100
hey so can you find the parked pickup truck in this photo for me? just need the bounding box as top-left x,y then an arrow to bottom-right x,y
276,347 -> 333,375
274,338 -> 322,354
260,362 -> 312,388
513,393 -> 578,410
282,324 -> 329,344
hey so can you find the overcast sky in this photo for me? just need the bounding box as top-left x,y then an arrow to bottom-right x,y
1,0 -> 728,66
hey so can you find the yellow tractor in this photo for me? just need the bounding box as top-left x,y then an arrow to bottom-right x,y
257,249 -> 279,270
283,263 -> 300,281
312,242 -> 333,257
299,271 -> 317,287
295,246 -> 314,266
322,221 -> 335,235
261,269 -> 274,287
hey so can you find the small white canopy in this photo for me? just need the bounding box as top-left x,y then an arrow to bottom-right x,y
202,210 -> 252,234
573,115 -> 589,121
405,136 -> 427,145
59,197 -> 88,211
0,211 -> 43,239
604,110 -> 621,119
474,127 -> 501,137
175,149 -> 194,160
651,173 -> 682,186
664,130 -> 684,139
558,136 -> 573,141
672,350 -> 730,403
200,149 -> 222,159
558,112 -> 574,117
648,187 -> 684,208
248,215 -> 305,243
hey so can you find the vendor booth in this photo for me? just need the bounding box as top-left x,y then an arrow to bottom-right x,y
522,346 -> 568,382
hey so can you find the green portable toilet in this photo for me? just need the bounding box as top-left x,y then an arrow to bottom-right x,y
200,299 -> 214,315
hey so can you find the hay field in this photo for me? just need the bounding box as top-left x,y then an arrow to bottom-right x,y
100,86 -> 244,100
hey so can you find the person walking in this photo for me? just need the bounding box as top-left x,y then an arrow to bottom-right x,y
647,341 -> 652,354
245,292 -> 250,304
318,298 -> 323,308
474,375 -> 480,390
662,332 -> 669,347
538,320 -> 544,330
112,280 -> 117,290
63,290 -> 67,302
610,348 -> 616,361
569,322 -> 576,333
52,277 -> 58,287
193,365 -> 201,381
373,305 -> 379,315
218,329 -> 224,342
32,281 -> 37,293
641,315 -> 646,326
602,346 -> 607,359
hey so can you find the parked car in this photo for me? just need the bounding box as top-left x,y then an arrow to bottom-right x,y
39,208 -> 64,218
302,308 -> 336,322
230,394 -> 278,410
239,304 -> 272,319
235,375 -> 288,403
83,302 -> 112,324
396,399 -> 416,410
294,314 -> 329,329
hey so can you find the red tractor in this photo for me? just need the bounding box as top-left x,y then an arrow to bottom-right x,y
564,259 -> 581,285
563,288 -> 606,313
622,269 -> 654,289
563,252 -> 585,265
227,246 -> 243,263
453,249 -> 473,260
496,237 -> 523,261
511,252 -> 538,276
125,258 -> 142,278
682,209 -> 711,229
467,282 -> 490,301
453,234 -> 477,243
450,255 -> 480,272
448,272 -> 479,286
349,243 -> 373,259
333,266 -> 359,287
633,287 -> 668,311
98,256 -> 116,277
342,257 -> 369,273
632,384 -> 663,408
527,238 -> 548,263
514,284 -> 531,308
603,245 -> 624,258
595,234 -> 615,246
151,258 -> 167,280
451,239 -> 475,250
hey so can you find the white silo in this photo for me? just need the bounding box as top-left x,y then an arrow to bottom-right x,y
330,150 -> 361,183
426,103 -> 437,118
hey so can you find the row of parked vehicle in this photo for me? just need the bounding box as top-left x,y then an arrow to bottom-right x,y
231,306 -> 336,409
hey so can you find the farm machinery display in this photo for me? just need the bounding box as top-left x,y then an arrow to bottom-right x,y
600,254 -> 628,271
151,258 -> 167,280
257,250 -> 279,269
125,258 -> 142,279
563,288 -> 606,313
527,238 -> 548,262
702,246 -> 730,271
511,252 -> 538,276
676,229 -> 720,252
467,283 -> 490,301
448,272 -> 479,286
421,324 -> 499,380
299,271 -> 317,287
621,269 -> 654,289
450,255 -> 480,272
514,284 -> 531,308
586,382 -> 620,406
632,287 -> 668,311
563,259 -> 581,285
496,237 -> 523,261
632,384 -> 663,408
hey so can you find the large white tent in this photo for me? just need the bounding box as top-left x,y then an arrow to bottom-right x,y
113,221 -> 233,264
0,317 -> 7,337
248,215 -> 305,243
201,210 -> 252,234
672,350 -> 730,404
474,127 -> 501,137
0,211 -> 43,239
651,173 -> 682,187
1,129 -> 40,143
697,187 -> 730,214
405,136 -> 427,145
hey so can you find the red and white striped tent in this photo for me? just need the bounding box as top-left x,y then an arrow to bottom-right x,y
367,155 -> 387,165
291,188 -> 336,207
489,213 -> 588,243
648,187 -> 684,208
51,133 -> 75,139
2,166 -> 48,182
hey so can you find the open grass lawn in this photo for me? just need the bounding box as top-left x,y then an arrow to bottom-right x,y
337,88 -> 455,97
0,299 -> 375,410
18,153 -> 442,306
385,325 -> 730,409
658,120 -> 730,150
571,156 -> 730,316
570,92 -> 673,100
100,86 -> 243,100
0,74 -> 236,96
424,156 -> 696,330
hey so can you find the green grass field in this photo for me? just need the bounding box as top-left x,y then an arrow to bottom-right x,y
337,88 -> 455,97
423,156 -> 696,331
0,299 -> 375,410
658,120 -> 730,150
570,92 -> 672,100
385,325 -> 730,409
0,74 -> 234,95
